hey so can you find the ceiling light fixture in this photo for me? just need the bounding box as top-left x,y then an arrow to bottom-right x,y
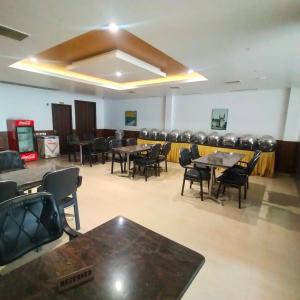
108,23 -> 119,33
115,71 -> 122,77
29,56 -> 38,63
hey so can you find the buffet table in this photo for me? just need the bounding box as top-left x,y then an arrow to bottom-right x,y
137,138 -> 275,177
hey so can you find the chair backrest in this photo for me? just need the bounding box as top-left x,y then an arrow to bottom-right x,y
0,181 -> 19,204
161,142 -> 172,156
67,134 -> 79,144
110,139 -> 122,149
0,150 -> 24,173
179,148 -> 192,167
149,144 -> 161,159
126,138 -> 137,146
0,192 -> 63,266
105,136 -> 115,143
82,132 -> 94,141
246,151 -> 261,175
41,167 -> 80,201
92,137 -> 108,152
190,144 -> 200,160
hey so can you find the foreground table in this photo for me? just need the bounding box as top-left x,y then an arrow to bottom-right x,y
194,151 -> 244,204
113,144 -> 152,175
0,216 -> 205,300
0,165 -> 65,190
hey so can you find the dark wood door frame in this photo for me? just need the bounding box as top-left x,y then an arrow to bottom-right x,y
75,100 -> 96,139
51,103 -> 73,154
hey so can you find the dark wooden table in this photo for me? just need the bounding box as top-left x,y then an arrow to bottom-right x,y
68,140 -> 92,166
193,151 -> 244,204
0,216 -> 205,300
113,144 -> 152,175
0,165 -> 65,190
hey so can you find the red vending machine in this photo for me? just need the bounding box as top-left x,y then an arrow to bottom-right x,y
6,119 -> 38,162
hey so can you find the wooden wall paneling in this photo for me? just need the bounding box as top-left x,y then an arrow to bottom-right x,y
275,140 -> 300,173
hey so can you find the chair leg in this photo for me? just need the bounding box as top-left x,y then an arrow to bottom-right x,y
132,163 -> 136,178
181,178 -> 186,196
222,185 -> 226,195
72,193 -> 80,230
157,163 -> 160,176
145,166 -> 148,181
120,162 -> 124,174
238,186 -> 242,209
200,180 -> 204,201
190,181 -> 193,188
68,151 -> 71,162
111,159 -> 114,174
102,153 -> 105,164
165,159 -> 168,172
216,182 -> 222,199
244,184 -> 247,199
247,177 -> 249,189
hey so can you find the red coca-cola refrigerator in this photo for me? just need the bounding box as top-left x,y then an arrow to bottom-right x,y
6,119 -> 38,162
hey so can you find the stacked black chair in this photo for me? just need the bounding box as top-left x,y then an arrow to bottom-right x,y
216,152 -> 261,208
66,134 -> 80,162
0,192 -> 78,266
157,142 -> 172,172
179,148 -> 210,201
0,181 -> 22,204
0,151 -> 25,173
37,167 -> 82,230
133,144 -> 161,181
87,137 -> 109,166
110,139 -> 127,174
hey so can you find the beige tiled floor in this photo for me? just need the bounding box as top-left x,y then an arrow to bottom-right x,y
2,157 -> 300,299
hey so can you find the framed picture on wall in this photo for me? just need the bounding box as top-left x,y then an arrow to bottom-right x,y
125,111 -> 137,126
211,108 -> 228,130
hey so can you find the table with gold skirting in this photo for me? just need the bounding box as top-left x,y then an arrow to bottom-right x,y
137,138 -> 275,177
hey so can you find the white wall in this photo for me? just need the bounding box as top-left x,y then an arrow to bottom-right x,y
0,83 -> 104,131
104,97 -> 165,130
173,89 -> 290,139
283,88 -> 300,141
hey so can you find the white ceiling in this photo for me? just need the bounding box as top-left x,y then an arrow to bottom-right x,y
0,0 -> 299,99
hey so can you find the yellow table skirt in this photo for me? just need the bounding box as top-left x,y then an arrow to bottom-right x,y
137,139 -> 275,177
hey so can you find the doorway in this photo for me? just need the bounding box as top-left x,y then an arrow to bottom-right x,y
75,100 -> 96,140
51,103 -> 73,154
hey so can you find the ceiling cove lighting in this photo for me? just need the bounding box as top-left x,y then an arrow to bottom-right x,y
187,69 -> 194,74
29,56 -> 37,63
108,23 -> 119,33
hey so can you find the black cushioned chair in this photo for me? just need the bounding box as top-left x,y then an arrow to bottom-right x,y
37,167 -> 82,230
157,142 -> 171,172
190,143 -> 200,160
0,181 -> 22,204
179,148 -> 210,201
216,153 -> 261,208
110,139 -> 127,174
126,138 -> 137,146
66,134 -> 80,162
0,151 -> 25,174
0,192 -> 78,266
87,137 -> 109,166
133,144 -> 161,181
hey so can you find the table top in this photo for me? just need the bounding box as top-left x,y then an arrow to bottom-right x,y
194,151 -> 244,168
113,144 -> 152,154
0,165 -> 66,190
0,216 -> 205,300
68,140 -> 92,146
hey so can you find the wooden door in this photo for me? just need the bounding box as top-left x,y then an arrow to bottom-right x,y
52,104 -> 73,154
75,100 -> 96,140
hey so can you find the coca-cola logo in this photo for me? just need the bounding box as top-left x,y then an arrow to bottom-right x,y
18,121 -> 31,126
23,153 -> 36,159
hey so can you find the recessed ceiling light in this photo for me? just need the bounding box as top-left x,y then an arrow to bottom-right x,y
115,71 -> 122,77
108,23 -> 119,33
187,69 -> 194,74
29,56 -> 37,63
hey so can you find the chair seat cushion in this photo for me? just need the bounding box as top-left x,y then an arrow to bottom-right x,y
186,168 -> 210,181
158,154 -> 166,162
218,170 -> 247,185
134,156 -> 156,166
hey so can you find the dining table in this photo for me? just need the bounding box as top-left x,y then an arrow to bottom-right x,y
112,144 -> 153,176
193,151 -> 244,204
0,164 -> 66,190
0,216 -> 205,300
68,140 -> 93,166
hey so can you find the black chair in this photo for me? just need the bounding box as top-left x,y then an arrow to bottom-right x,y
0,192 -> 78,266
82,132 -> 94,141
133,144 -> 161,181
87,137 -> 109,166
66,134 -> 79,162
157,142 -> 171,172
190,143 -> 200,160
179,148 -> 210,201
0,181 -> 22,204
37,167 -> 82,230
110,139 -> 127,174
105,136 -> 115,143
0,151 -> 25,173
126,138 -> 137,146
216,153 -> 261,208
